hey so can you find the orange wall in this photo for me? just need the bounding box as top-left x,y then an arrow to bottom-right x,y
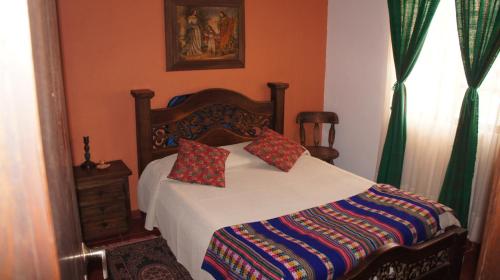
57,0 -> 328,209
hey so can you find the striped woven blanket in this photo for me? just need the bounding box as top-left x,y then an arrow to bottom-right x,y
201,184 -> 452,280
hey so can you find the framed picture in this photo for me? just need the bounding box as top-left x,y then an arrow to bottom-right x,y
165,0 -> 245,71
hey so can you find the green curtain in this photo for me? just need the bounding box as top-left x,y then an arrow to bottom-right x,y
438,0 -> 500,227
377,0 -> 440,187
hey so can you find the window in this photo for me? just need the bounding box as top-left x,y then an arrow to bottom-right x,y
386,0 -> 500,242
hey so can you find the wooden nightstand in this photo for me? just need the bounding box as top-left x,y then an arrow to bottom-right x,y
74,160 -> 132,242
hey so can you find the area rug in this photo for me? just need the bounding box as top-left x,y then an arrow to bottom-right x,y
106,237 -> 192,280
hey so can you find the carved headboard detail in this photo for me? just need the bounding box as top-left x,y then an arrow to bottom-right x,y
131,82 -> 288,174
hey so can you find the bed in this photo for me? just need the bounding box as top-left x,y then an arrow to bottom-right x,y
131,83 -> 467,280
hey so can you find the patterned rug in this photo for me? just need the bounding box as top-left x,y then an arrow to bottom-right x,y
106,237 -> 192,280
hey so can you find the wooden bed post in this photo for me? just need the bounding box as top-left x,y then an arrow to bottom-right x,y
267,82 -> 288,134
449,227 -> 468,279
131,89 -> 154,174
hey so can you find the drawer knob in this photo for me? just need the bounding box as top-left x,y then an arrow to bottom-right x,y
98,191 -> 104,196
100,206 -> 106,212
101,222 -> 108,228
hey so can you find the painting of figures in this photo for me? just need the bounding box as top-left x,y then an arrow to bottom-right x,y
165,0 -> 245,71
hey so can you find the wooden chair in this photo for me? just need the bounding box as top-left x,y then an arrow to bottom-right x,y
296,111 -> 339,164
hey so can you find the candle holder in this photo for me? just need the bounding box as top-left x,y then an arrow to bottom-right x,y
80,136 -> 96,170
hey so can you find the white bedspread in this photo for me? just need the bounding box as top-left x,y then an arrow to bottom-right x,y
138,142 -> 460,280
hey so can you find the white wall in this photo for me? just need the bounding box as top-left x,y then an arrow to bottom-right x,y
324,0 -> 391,180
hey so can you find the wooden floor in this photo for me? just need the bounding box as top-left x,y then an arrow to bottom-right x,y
87,211 -> 480,280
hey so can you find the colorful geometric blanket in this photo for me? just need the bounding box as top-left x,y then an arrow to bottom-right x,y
201,184 -> 452,280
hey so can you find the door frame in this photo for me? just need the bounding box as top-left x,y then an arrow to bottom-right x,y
0,0 -> 85,279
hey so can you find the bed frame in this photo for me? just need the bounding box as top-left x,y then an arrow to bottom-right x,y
131,82 -> 287,174
131,83 -> 467,280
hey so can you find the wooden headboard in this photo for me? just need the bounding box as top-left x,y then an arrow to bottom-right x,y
131,82 -> 289,174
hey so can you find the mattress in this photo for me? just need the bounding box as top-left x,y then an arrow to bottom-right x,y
138,142 -> 460,280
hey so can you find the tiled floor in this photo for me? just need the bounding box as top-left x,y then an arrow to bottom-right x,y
87,212 -> 479,280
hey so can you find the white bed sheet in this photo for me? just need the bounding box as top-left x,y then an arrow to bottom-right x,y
138,142 -> 460,280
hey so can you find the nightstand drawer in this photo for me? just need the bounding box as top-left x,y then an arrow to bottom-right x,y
80,203 -> 127,223
78,180 -> 125,207
74,160 -> 132,242
82,216 -> 128,240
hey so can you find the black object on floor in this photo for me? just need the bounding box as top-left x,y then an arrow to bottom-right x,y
106,237 -> 192,280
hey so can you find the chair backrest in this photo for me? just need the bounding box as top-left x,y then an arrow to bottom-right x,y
296,111 -> 339,148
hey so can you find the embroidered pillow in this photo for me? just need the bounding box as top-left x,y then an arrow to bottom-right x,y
244,128 -> 305,172
168,139 -> 230,187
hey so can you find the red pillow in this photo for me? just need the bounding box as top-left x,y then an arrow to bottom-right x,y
168,139 -> 230,187
244,128 -> 305,171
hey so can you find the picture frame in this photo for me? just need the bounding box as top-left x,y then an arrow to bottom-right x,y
165,0 -> 245,71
